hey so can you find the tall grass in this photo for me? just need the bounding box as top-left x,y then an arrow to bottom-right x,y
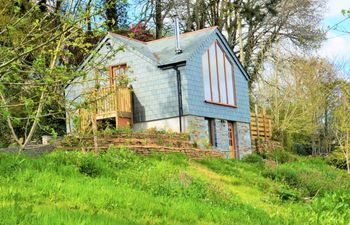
0,149 -> 349,224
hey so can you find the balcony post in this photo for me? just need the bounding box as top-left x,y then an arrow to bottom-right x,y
114,85 -> 119,129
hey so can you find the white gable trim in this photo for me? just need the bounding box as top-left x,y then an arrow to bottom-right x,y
214,30 -> 250,81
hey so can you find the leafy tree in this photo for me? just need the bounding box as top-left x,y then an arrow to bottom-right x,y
0,0 -> 106,150
105,0 -> 129,31
255,53 -> 338,153
331,81 -> 350,174
137,0 -> 326,87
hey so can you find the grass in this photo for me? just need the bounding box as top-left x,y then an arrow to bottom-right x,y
0,148 -> 349,225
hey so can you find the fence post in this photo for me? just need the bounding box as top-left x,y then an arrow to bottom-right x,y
254,104 -> 259,152
262,107 -> 267,142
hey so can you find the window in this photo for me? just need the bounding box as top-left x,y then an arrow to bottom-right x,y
202,41 -> 236,106
205,118 -> 216,147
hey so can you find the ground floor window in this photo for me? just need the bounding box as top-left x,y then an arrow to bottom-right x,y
205,118 -> 216,147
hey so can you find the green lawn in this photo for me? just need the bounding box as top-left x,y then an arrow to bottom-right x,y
0,148 -> 349,225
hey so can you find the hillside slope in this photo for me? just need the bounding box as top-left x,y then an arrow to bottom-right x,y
0,148 -> 349,225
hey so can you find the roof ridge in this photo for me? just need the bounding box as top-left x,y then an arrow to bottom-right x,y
108,26 -> 218,45
108,32 -> 147,45
146,26 -> 218,44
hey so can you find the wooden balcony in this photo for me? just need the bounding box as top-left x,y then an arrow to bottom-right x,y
78,86 -> 133,131
94,87 -> 132,120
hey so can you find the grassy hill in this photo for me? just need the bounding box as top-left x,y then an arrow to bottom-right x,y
0,148 -> 349,225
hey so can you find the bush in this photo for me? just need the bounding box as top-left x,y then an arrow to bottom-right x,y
292,143 -> 312,156
309,191 -> 350,224
326,148 -> 349,170
264,158 -> 350,197
275,186 -> 301,201
101,146 -> 145,170
0,153 -> 25,177
264,149 -> 297,164
78,154 -> 101,177
242,153 -> 264,167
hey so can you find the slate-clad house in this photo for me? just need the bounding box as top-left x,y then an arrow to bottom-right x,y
65,26 -> 252,158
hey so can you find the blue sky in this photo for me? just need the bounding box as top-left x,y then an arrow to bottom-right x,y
319,0 -> 350,74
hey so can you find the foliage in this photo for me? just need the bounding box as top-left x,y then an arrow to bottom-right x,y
326,147 -> 350,170
263,149 -> 297,164
292,143 -> 312,156
0,0 -> 108,149
242,153 -> 265,167
255,55 -> 338,155
309,191 -> 350,224
331,81 -> 350,173
0,150 -> 349,224
263,157 -> 350,197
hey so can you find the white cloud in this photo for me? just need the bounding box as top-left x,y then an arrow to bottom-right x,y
319,34 -> 350,60
325,0 -> 350,17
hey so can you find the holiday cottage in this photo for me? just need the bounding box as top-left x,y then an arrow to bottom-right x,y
65,25 -> 252,158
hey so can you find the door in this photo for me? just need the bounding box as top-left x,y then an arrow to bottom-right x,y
109,64 -> 127,86
228,122 -> 236,158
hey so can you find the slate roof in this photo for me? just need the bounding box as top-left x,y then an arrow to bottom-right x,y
108,27 -> 218,67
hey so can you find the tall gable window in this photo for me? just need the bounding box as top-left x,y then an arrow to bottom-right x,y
202,41 -> 237,107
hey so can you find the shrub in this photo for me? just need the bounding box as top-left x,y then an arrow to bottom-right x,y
326,148 -> 349,170
264,159 -> 350,197
309,191 -> 350,224
264,149 -> 297,164
242,153 -> 264,167
275,186 -> 301,201
78,154 -> 101,177
0,153 -> 25,177
101,146 -> 145,170
292,143 -> 312,156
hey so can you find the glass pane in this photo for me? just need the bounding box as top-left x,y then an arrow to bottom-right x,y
209,43 -> 219,102
225,56 -> 235,105
216,44 -> 227,103
202,51 -> 211,100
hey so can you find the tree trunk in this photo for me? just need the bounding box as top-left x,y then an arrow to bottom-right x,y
155,0 -> 162,39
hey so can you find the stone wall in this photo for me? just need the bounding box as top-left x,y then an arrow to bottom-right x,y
236,122 -> 252,159
185,116 -> 230,157
133,115 -> 252,159
214,119 -> 230,158
186,116 -> 210,149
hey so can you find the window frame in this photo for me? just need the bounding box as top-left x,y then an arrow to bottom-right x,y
202,41 -> 237,108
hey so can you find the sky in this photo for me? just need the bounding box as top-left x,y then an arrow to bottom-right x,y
319,0 -> 350,74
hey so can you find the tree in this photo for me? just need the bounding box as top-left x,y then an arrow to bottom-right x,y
0,0 -> 106,151
331,81 -> 350,174
129,23 -> 155,41
255,52 -> 337,153
137,0 -> 175,39
138,0 -> 326,87
105,0 -> 129,31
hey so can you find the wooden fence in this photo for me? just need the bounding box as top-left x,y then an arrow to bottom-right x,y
250,106 -> 272,151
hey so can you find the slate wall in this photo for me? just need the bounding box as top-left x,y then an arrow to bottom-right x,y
65,37 -> 190,132
184,31 -> 251,123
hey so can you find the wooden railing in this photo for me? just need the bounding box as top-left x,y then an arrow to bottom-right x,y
92,86 -> 132,120
77,87 -> 132,132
